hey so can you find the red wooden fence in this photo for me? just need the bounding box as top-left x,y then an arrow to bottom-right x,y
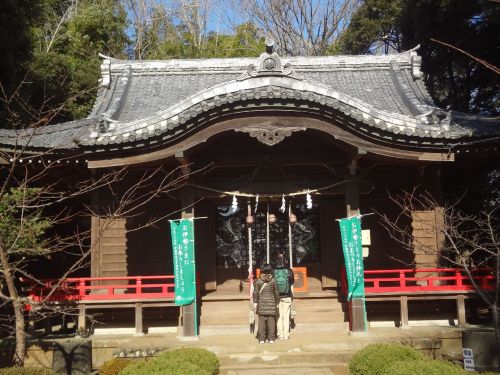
341,268 -> 495,296
27,275 -> 175,302
27,268 -> 495,304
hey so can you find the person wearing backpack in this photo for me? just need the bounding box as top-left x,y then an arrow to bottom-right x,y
253,263 -> 280,344
274,252 -> 294,340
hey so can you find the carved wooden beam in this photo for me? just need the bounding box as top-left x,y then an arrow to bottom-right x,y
234,125 -> 306,146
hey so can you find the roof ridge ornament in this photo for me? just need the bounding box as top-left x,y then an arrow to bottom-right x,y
98,55 -> 112,88
408,44 -> 422,80
237,37 -> 302,81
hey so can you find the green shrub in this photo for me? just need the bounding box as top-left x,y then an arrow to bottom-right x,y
160,348 -> 219,374
387,359 -> 467,375
349,343 -> 424,375
0,368 -> 55,375
119,347 -> 219,375
99,358 -> 134,375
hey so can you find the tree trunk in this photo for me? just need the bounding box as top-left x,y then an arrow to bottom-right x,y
0,240 -> 26,366
12,298 -> 26,366
493,304 -> 500,348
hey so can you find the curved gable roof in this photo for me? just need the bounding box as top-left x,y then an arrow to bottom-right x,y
1,45 -> 498,157
92,51 -> 434,123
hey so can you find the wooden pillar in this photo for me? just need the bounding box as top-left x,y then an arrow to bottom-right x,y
27,309 -> 35,336
180,187 -> 199,339
43,317 -> 52,334
457,295 -> 466,327
90,170 -> 100,279
400,296 -> 409,328
345,161 -> 368,334
77,304 -> 86,335
135,302 -> 144,336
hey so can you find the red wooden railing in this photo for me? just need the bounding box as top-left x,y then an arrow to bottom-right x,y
341,268 -> 495,296
27,275 -> 175,302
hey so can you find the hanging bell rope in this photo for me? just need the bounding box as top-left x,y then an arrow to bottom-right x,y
266,203 -> 270,263
247,201 -> 254,300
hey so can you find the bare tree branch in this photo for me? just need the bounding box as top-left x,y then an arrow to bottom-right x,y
379,188 -> 499,343
430,38 -> 500,76
239,0 -> 360,55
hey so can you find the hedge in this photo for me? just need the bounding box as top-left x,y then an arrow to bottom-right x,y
348,343 -> 424,375
0,368 -> 55,375
387,359 -> 467,375
99,358 -> 134,375
119,348 -> 219,375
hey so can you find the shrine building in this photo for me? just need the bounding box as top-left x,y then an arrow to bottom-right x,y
1,40 -> 498,336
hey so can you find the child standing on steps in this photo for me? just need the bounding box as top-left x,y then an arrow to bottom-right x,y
253,263 -> 280,344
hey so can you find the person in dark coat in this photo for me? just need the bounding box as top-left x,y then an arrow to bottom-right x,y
253,263 -> 280,344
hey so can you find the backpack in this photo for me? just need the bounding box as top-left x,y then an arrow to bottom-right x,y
275,268 -> 290,295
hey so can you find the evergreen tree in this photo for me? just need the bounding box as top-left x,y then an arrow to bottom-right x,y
0,0 -> 129,127
336,0 -> 499,114
29,0 -> 129,121
0,0 -> 42,125
334,0 -> 402,54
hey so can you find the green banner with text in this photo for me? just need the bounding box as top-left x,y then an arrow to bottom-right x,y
338,216 -> 365,300
170,219 -> 196,306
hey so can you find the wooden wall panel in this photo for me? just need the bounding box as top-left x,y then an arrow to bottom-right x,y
360,193 -> 414,270
90,198 -> 181,278
99,218 -> 127,277
125,198 -> 180,276
412,209 -> 443,268
320,198 -> 344,287
195,200 -> 216,291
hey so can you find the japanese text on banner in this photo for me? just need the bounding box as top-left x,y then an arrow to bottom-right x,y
338,216 -> 365,300
170,219 -> 196,306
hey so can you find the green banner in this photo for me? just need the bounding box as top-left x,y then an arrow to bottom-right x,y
170,219 -> 196,306
338,216 -> 365,300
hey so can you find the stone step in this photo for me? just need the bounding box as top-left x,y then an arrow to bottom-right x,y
201,313 -> 347,325
200,298 -> 347,325
217,351 -> 352,374
199,322 -> 349,335
217,350 -> 354,367
219,362 -> 348,375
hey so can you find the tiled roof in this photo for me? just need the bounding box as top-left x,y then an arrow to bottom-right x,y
0,118 -> 95,150
1,45 -> 498,155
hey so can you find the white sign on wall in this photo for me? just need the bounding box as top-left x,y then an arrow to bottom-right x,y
361,229 -> 371,245
463,348 -> 475,372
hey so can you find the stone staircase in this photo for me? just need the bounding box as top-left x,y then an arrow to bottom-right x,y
199,292 -> 349,334
198,291 -> 352,373
217,350 -> 351,374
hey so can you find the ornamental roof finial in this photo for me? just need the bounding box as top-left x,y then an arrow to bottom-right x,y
265,36 -> 275,54
237,36 -> 301,81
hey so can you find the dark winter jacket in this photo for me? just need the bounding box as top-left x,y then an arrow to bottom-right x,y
274,265 -> 294,298
253,273 -> 279,316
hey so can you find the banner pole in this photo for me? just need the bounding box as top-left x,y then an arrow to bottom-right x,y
288,203 -> 293,268
192,220 -> 198,337
338,215 -> 368,334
